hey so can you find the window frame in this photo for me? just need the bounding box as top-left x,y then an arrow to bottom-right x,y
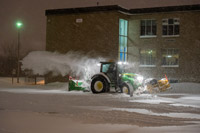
119,19 -> 128,62
162,18 -> 180,37
161,48 -> 179,67
139,49 -> 156,67
140,19 -> 157,38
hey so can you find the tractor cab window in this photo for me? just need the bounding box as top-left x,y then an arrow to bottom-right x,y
102,64 -> 110,73
101,63 -> 116,73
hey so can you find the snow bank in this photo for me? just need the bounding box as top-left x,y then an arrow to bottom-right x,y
109,108 -> 200,119
21,51 -> 104,79
165,82 -> 200,94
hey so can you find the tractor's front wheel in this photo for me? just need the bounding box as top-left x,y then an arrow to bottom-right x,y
120,83 -> 130,95
91,77 -> 109,93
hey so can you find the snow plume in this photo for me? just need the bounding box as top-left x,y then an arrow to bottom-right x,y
125,62 -> 138,72
120,62 -> 140,74
21,51 -> 105,79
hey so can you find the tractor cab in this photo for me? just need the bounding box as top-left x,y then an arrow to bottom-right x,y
100,62 -> 122,88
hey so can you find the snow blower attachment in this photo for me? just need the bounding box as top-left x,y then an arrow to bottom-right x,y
145,76 -> 171,93
68,76 -> 86,91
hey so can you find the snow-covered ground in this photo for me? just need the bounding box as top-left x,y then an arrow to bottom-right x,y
167,82 -> 200,94
0,77 -> 200,133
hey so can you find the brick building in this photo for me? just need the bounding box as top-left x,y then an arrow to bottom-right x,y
45,4 -> 200,82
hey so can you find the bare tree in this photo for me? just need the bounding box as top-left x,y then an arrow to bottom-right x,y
0,41 -> 18,76
1,41 -> 17,57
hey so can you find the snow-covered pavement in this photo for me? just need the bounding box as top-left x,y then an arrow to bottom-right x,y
0,78 -> 200,133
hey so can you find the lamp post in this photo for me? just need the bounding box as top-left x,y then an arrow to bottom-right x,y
16,21 -> 23,83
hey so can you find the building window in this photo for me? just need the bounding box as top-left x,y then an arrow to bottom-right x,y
140,49 -> 156,66
161,48 -> 179,67
140,20 -> 157,37
162,18 -> 180,36
119,19 -> 128,62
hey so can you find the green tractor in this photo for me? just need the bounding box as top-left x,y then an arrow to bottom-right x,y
91,62 -> 144,96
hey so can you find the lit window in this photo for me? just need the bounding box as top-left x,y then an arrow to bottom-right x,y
140,20 -> 157,36
162,18 -> 180,36
119,19 -> 128,62
162,48 -> 179,66
140,49 -> 156,66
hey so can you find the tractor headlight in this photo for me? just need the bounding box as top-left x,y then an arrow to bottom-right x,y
117,61 -> 128,65
136,76 -> 144,84
96,63 -> 101,66
117,61 -> 122,65
123,62 -> 128,65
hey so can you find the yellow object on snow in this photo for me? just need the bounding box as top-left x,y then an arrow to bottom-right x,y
146,78 -> 171,93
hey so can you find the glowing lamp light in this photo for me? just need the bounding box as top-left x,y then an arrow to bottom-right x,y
118,61 -> 128,65
117,61 -> 122,65
148,50 -> 153,54
136,75 -> 144,84
37,80 -> 45,85
97,63 -> 101,66
167,55 -> 172,58
123,62 -> 128,65
16,21 -> 23,29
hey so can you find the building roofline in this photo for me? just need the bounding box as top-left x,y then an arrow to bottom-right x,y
45,4 -> 200,16
129,4 -> 200,14
45,5 -> 128,15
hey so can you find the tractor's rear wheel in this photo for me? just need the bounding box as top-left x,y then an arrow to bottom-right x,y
91,77 -> 109,93
120,83 -> 130,95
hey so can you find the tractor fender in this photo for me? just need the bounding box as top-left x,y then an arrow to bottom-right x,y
124,81 -> 134,97
91,72 -> 111,83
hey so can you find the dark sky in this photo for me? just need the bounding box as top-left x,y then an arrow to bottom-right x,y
0,0 -> 200,55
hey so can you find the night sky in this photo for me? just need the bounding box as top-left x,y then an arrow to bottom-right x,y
1,0 -> 200,55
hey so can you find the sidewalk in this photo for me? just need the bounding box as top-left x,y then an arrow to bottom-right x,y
0,77 -> 68,91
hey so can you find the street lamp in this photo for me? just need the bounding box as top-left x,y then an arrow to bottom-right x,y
16,21 -> 23,83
